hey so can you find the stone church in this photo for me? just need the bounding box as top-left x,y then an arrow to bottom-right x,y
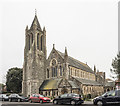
22,14 -> 110,98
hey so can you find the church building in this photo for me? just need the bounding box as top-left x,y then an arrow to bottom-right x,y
22,13 -> 107,98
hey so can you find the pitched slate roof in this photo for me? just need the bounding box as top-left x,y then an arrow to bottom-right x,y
74,77 -> 102,86
39,78 -> 62,90
57,50 -> 94,73
39,78 -> 80,90
68,80 -> 79,88
105,81 -> 115,87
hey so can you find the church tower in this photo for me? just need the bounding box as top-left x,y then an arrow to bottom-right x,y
22,12 -> 46,97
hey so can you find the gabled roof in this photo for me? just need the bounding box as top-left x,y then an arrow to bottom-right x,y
57,50 -> 94,73
39,78 -> 80,90
68,80 -> 79,88
30,15 -> 42,30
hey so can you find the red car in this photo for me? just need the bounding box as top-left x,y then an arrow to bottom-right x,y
29,94 -> 51,103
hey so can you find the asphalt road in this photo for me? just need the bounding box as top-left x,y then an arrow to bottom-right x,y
0,101 -> 95,106
1,101 -> 120,106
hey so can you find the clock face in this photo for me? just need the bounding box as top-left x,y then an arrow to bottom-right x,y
52,59 -> 56,66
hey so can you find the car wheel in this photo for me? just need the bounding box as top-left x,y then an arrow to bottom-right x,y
39,99 -> 43,103
53,100 -> 58,104
70,100 -> 76,105
18,99 -> 21,102
2,99 -> 5,101
9,99 -> 11,102
29,99 -> 32,103
97,101 -> 103,106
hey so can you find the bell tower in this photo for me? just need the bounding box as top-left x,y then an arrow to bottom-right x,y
22,12 -> 46,97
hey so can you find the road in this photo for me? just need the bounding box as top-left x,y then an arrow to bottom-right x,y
0,101 -> 95,106
1,101 -> 120,106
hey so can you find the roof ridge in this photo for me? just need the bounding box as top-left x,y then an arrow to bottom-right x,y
55,49 -> 93,73
68,56 -> 89,68
57,50 -> 87,66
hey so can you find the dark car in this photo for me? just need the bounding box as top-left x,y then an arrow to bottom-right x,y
53,93 -> 84,105
29,94 -> 51,103
93,89 -> 120,106
0,94 -> 9,101
8,94 -> 28,102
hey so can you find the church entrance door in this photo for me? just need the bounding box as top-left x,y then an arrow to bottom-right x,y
61,87 -> 68,94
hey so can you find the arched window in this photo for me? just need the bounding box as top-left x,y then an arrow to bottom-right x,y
75,70 -> 76,76
81,72 -> 82,77
54,67 -> 56,77
52,67 -> 54,77
47,69 -> 49,78
55,66 -> 57,77
31,33 -> 33,44
28,35 -> 30,50
60,66 -> 62,76
49,91 -> 50,96
41,35 -> 43,51
52,67 -> 57,77
71,68 -> 72,75
37,33 -> 39,49
45,91 -> 47,96
69,67 -> 70,76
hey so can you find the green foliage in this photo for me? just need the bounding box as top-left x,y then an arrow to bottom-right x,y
0,83 -> 5,93
6,67 -> 23,93
110,52 -> 120,80
83,94 -> 91,100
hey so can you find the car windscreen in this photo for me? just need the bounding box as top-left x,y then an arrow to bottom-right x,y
10,94 -> 19,97
102,92 -> 108,97
68,94 -> 79,97
39,95 -> 44,97
72,94 -> 79,97
102,91 -> 115,97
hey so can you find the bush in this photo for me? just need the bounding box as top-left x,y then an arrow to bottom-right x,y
83,94 -> 91,100
87,94 -> 91,99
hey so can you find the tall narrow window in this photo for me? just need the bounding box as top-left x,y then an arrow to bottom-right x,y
41,35 -> 43,51
54,67 -> 56,77
71,69 -> 72,75
47,69 -> 49,78
69,67 -> 70,76
31,33 -> 33,44
28,35 -> 30,50
60,66 -> 62,76
81,72 -> 82,77
52,67 -> 54,77
37,33 -> 39,49
55,66 -> 57,77
45,92 -> 47,96
75,70 -> 76,76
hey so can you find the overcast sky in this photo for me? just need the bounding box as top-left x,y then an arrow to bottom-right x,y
0,0 -> 118,84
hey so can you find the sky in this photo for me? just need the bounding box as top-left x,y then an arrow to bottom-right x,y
0,0 -> 118,84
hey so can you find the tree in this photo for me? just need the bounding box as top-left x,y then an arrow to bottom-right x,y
0,83 -> 5,93
110,52 -> 120,80
6,67 -> 23,93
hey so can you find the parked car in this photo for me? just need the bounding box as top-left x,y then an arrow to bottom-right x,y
0,94 -> 9,101
53,93 -> 84,105
8,94 -> 28,102
29,94 -> 51,103
93,89 -> 120,106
